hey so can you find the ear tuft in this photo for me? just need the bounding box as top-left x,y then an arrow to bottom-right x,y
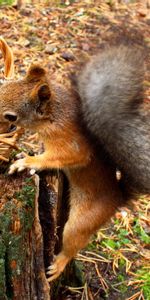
38,84 -> 51,101
26,64 -> 46,81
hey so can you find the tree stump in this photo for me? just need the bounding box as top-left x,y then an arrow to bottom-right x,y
0,169 -> 60,300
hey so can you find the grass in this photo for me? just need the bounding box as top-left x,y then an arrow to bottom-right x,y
73,196 -> 150,300
0,0 -> 14,5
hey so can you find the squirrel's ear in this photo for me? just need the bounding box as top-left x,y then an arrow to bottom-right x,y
26,64 -> 46,81
38,84 -> 51,102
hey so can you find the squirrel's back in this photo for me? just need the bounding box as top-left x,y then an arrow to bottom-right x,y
77,46 -> 150,196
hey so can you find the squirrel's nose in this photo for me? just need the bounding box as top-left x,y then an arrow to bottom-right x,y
3,112 -> 18,122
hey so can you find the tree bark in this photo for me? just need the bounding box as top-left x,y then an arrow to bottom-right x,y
0,164 -> 83,299
0,169 -> 59,300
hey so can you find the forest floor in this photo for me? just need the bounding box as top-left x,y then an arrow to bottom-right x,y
0,1 -> 150,300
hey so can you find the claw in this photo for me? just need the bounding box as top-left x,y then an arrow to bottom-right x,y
47,273 -> 61,282
46,252 -> 69,282
8,158 -> 27,174
16,152 -> 27,159
47,265 -> 58,275
18,166 -> 26,172
47,265 -> 55,271
30,168 -> 36,175
8,165 -> 16,174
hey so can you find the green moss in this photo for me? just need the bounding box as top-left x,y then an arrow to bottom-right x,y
14,177 -> 35,209
0,176 -> 35,298
136,268 -> 150,299
0,241 -> 7,299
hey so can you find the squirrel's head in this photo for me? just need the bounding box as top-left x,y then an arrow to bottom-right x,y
0,65 -> 55,130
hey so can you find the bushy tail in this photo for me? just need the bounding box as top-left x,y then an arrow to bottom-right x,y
77,46 -> 150,196
0,37 -> 14,79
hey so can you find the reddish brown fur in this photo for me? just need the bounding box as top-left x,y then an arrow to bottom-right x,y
0,37 -> 14,78
0,65 -> 123,281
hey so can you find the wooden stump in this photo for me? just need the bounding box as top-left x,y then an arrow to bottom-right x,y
0,164 -> 83,300
0,169 -> 60,300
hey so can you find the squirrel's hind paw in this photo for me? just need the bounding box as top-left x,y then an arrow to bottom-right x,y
47,252 -> 69,282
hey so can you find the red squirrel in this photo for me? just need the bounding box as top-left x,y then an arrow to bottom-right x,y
0,45 -> 149,281
0,62 -> 123,281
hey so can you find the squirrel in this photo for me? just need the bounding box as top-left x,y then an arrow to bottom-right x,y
0,45 -> 149,281
0,37 -> 14,134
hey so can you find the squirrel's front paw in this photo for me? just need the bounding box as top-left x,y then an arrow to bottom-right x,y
9,158 -> 28,174
9,152 -> 36,175
47,252 -> 69,282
